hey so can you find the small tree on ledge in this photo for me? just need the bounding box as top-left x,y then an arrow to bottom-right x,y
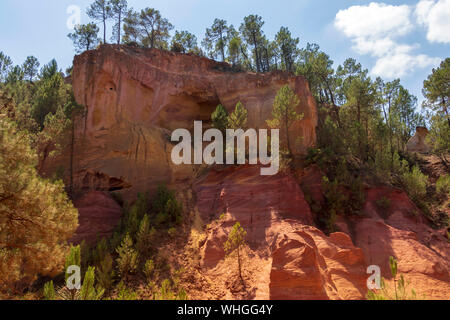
224,222 -> 247,284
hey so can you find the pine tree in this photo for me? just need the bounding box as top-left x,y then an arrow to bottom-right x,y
0,52 -> 13,83
228,102 -> 248,130
0,118 -> 78,293
68,23 -> 100,53
22,56 -> 40,82
43,281 -> 56,300
87,0 -> 112,44
202,19 -> 230,61
224,222 -> 247,283
116,234 -> 139,278
266,85 -> 303,155
80,266 -> 104,300
423,58 -> 449,127
211,104 -> 229,133
109,0 -> 128,44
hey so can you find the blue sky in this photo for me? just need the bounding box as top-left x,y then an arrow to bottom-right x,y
0,0 -> 449,105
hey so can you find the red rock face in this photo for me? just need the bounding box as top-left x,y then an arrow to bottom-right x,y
69,45 -> 318,199
70,191 -> 122,244
195,166 -> 367,300
195,166 -> 449,300
352,187 -> 450,299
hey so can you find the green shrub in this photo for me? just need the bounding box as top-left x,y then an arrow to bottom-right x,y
116,234 -> 139,278
436,175 -> 450,196
401,165 -> 428,203
366,257 -> 418,300
43,281 -> 55,300
154,279 -> 187,300
65,245 -> 81,281
152,185 -> 183,227
80,266 -> 104,300
143,260 -> 155,280
96,253 -> 114,291
321,177 -> 346,232
136,214 -> 154,257
116,281 -> 138,300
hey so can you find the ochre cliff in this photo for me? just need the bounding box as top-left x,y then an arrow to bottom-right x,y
67,44 -> 318,200
192,166 -> 449,300
56,45 -> 448,300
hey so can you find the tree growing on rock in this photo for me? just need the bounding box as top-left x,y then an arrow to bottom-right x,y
266,85 -> 303,156
211,104 -> 229,133
68,23 -> 100,53
87,0 -> 112,44
239,15 -> 265,72
109,0 -> 128,44
228,102 -> 248,130
224,222 -> 247,284
170,30 -> 200,54
202,19 -> 230,62
138,8 -> 173,49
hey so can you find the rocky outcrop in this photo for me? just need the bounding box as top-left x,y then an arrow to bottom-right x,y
68,45 -> 318,199
195,165 -> 367,300
70,191 -> 122,244
406,127 -> 431,153
196,165 -> 449,300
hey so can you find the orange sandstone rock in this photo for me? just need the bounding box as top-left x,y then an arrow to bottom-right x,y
68,45 -> 318,199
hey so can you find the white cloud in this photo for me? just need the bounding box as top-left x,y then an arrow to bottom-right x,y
415,0 -> 450,43
334,2 -> 441,79
335,2 -> 413,39
372,52 -> 441,78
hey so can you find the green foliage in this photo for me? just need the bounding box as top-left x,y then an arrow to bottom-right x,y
154,278 -> 188,300
224,222 -> 247,282
80,266 -> 104,300
152,185 -> 183,227
87,0 -> 112,44
171,30 -> 200,54
0,51 -> 13,83
267,85 -> 303,155
211,104 -> 229,133
143,259 -> 155,280
0,117 -> 78,292
203,19 -> 230,61
116,234 -> 139,278
43,281 -> 56,300
65,245 -> 81,280
228,102 -> 248,130
274,27 -> 299,72
436,175 -> 450,197
239,15 -> 266,72
422,58 -> 449,127
116,281 -> 138,300
367,257 -> 418,300
22,56 -> 40,82
426,114 -> 450,162
96,252 -> 115,291
109,0 -> 128,44
401,166 -> 428,204
68,23 -> 100,53
123,7 -> 173,49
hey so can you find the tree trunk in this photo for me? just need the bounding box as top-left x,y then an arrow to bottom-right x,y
117,12 -> 121,44
103,18 -> 107,44
237,246 -> 244,284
